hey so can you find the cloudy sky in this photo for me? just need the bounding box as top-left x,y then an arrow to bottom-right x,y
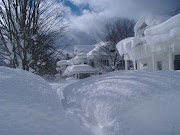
58,0 -> 180,45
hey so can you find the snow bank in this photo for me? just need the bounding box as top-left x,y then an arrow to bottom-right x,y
62,71 -> 180,135
0,67 -> 89,135
145,13 -> 180,45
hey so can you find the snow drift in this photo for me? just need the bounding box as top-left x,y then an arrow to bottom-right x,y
0,67 -> 89,135
62,71 -> 180,135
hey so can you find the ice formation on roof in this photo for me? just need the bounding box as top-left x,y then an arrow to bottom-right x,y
63,64 -> 96,76
134,14 -> 169,35
116,13 -> 180,60
116,37 -> 134,56
145,13 -> 180,45
116,37 -> 151,60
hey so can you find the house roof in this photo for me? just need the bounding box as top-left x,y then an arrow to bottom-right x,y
57,60 -> 71,66
145,13 -> 180,45
117,13 -> 180,60
134,14 -> 169,35
63,64 -> 96,76
74,45 -> 95,55
87,42 -> 109,57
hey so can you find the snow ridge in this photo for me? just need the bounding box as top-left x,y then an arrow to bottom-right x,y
61,71 -> 180,135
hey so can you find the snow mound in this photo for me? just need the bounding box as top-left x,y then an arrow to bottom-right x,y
62,71 -> 180,135
145,13 -> 180,45
0,67 -> 89,135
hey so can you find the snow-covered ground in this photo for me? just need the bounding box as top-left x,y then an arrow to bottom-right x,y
61,71 -> 180,135
0,67 -> 89,135
1,67 -> 180,135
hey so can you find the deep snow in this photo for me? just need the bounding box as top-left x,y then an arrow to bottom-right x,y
1,67 -> 180,135
61,71 -> 180,135
0,67 -> 89,135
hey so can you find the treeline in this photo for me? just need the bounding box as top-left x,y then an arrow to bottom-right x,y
0,0 -> 70,75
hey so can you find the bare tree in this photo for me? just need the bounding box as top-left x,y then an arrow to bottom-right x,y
170,7 -> 180,16
98,18 -> 135,71
0,0 -> 70,74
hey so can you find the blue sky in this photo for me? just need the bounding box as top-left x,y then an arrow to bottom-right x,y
57,0 -> 90,15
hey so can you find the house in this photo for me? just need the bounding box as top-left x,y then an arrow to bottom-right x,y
57,45 -> 96,79
62,52 -> 97,79
87,42 -> 113,73
116,14 -> 180,70
57,42 -> 117,79
56,60 -> 71,75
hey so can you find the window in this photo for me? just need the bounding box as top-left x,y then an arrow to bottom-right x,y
157,61 -> 162,70
143,64 -> 148,70
90,59 -> 95,67
174,55 -> 180,70
79,73 -> 91,79
101,60 -> 109,66
128,60 -> 133,70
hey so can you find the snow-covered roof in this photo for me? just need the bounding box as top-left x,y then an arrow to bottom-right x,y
134,14 -> 169,35
63,64 -> 96,76
145,13 -> 180,45
117,14 -> 180,60
116,37 -> 150,60
71,52 -> 88,65
87,42 -> 109,57
57,60 -> 71,66
74,45 -> 95,55
116,37 -> 134,56
74,52 -> 87,59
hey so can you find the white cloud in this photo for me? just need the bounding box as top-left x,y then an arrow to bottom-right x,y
64,0 -> 180,45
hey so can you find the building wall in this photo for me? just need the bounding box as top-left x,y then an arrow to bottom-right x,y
136,51 -> 180,70
137,57 -> 153,70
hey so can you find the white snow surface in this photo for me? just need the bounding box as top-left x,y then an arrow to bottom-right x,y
61,71 -> 180,135
0,67 -> 89,135
1,67 -> 180,135
145,13 -> 180,45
